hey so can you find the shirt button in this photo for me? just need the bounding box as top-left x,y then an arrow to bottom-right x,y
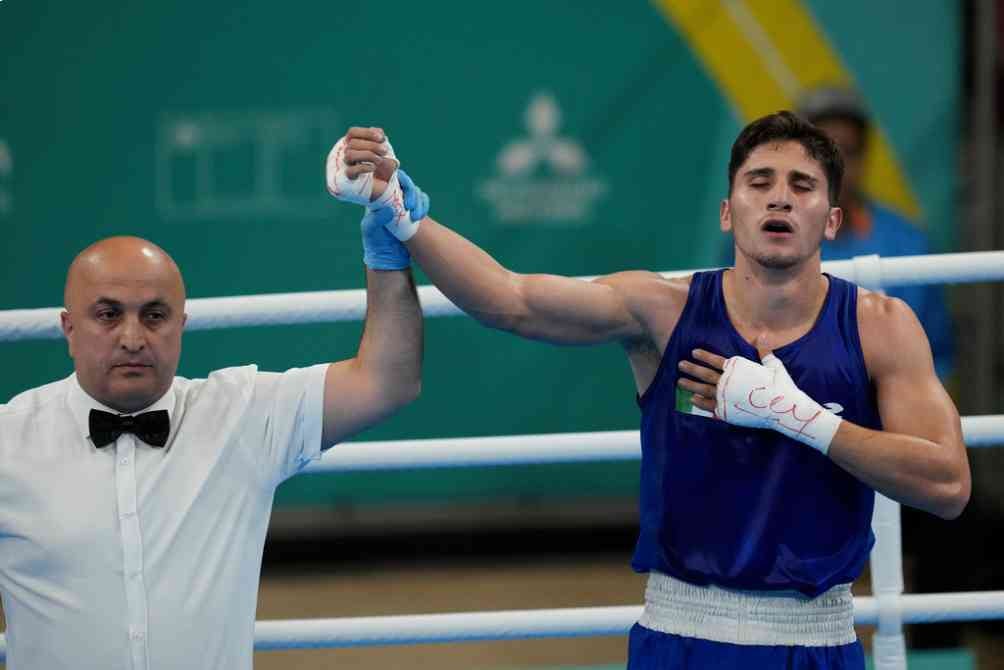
120,457 -> 129,465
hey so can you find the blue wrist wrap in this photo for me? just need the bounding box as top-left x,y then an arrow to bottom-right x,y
362,169 -> 430,270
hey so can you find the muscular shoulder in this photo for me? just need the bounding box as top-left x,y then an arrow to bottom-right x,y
857,288 -> 933,378
595,271 -> 692,345
596,270 -> 690,317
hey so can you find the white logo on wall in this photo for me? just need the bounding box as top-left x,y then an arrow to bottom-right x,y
479,92 -> 606,225
156,109 -> 338,219
0,139 -> 12,216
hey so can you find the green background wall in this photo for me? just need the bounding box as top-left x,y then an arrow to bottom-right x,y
0,1 -> 960,513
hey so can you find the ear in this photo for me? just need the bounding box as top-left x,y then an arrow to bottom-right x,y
720,198 -> 732,232
824,205 -> 843,241
60,310 -> 75,357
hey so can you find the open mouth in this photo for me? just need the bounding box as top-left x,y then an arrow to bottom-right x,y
761,219 -> 794,234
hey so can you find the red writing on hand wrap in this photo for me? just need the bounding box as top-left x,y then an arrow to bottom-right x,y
331,142 -> 345,197
391,184 -> 405,219
734,386 -> 822,440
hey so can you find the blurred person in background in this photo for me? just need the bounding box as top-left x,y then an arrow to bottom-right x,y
798,86 -> 956,380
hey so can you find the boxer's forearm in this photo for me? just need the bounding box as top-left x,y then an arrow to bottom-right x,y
711,352 -> 968,519
827,421 -> 969,519
405,217 -> 521,329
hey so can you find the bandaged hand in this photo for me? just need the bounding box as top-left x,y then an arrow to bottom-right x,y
360,169 -> 430,269
369,169 -> 429,232
326,128 -> 427,269
716,354 -> 841,455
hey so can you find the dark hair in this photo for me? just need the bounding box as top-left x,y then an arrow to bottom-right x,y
727,111 -> 844,204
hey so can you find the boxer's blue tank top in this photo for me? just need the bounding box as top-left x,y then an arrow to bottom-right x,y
634,270 -> 880,598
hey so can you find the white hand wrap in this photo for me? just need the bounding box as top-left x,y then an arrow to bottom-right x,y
715,353 -> 841,454
325,136 -> 420,241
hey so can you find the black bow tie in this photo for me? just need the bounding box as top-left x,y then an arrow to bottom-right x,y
89,409 -> 170,448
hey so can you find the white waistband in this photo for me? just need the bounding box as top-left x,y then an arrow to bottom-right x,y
638,572 -> 856,647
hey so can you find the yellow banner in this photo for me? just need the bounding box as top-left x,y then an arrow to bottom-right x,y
654,0 -> 920,219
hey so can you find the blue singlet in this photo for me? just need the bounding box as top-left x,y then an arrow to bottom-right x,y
633,270 -> 881,597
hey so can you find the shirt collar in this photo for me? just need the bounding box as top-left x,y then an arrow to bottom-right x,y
67,374 -> 176,443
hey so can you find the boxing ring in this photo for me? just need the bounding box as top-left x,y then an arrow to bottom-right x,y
1,251 -> 1003,668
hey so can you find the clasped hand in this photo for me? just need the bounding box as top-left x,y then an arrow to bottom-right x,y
325,127 -> 430,270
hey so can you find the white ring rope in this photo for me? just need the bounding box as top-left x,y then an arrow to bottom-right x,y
2,251 -> 1003,341
2,250 -> 1002,662
1,592 -> 1002,657
250,591 -> 1004,649
309,415 -> 1004,472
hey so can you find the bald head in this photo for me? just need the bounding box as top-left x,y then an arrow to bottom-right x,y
65,236 -> 185,309
61,237 -> 187,413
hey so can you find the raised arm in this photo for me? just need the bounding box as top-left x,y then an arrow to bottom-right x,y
320,131 -> 424,447
406,217 -> 651,345
331,126 -> 655,348
321,267 -> 422,447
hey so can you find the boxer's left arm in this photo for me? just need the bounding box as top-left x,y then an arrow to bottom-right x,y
827,293 -> 969,519
679,295 -> 970,520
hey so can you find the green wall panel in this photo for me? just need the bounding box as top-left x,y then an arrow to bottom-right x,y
0,1 -> 960,510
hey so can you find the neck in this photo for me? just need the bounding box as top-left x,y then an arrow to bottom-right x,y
80,384 -> 165,415
725,254 -> 828,335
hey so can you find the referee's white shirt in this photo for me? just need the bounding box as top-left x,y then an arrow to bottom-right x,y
0,363 -> 328,669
